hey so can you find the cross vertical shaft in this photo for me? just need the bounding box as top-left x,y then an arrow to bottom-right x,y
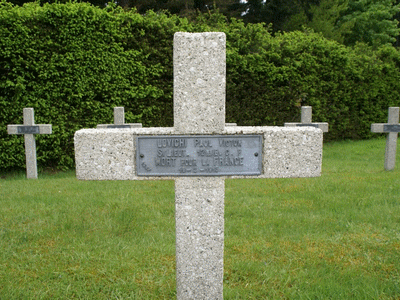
301,106 -> 312,123
23,108 -> 38,179
174,32 -> 226,299
385,107 -> 399,170
114,107 -> 125,125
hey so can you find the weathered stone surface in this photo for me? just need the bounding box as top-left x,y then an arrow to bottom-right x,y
174,32 -> 226,135
74,126 -> 322,180
175,177 -> 224,300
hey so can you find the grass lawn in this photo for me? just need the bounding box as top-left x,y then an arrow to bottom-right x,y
0,137 -> 399,299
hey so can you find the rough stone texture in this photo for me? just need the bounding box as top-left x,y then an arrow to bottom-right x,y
301,106 -> 312,123
114,107 -> 125,125
175,177 -> 224,300
7,108 -> 52,179
173,32 -> 225,299
371,107 -> 399,170
174,32 -> 226,134
285,106 -> 329,133
75,129 -> 136,180
74,127 -> 323,180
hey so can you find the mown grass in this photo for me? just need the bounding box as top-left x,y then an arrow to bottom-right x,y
0,137 -> 399,299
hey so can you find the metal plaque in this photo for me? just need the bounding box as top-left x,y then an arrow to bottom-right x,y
17,126 -> 40,134
137,135 -> 262,176
383,124 -> 400,132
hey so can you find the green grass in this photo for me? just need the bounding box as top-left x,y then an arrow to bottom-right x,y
1,137 -> 399,299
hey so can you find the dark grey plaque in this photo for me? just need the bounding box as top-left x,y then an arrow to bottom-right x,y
17,126 -> 40,134
383,124 -> 400,132
106,125 -> 132,129
137,135 -> 262,176
296,124 -> 321,128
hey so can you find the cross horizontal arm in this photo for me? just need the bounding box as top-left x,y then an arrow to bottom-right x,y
7,124 -> 52,135
74,126 -> 323,181
371,124 -> 400,133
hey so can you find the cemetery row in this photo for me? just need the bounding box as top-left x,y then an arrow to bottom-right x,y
7,105 -> 400,179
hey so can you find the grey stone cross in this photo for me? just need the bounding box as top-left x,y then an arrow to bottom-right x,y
97,107 -> 142,129
7,108 -> 52,179
285,106 -> 329,132
371,107 -> 400,170
74,32 -> 323,299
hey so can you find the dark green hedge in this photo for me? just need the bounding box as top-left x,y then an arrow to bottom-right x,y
1,2 -> 400,171
0,2 -> 180,171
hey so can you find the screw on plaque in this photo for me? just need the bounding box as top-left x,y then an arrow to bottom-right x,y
254,152 -> 259,157
141,162 -> 151,171
140,154 -> 144,158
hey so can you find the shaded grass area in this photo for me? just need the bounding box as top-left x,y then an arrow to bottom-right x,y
1,138 -> 399,299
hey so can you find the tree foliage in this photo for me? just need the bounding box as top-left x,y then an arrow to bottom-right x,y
341,0 -> 400,47
0,1 -> 180,170
285,0 -> 351,43
5,0 -> 400,48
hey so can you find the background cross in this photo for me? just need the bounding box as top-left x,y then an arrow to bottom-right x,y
97,107 -> 142,129
285,106 -> 329,132
371,107 -> 400,170
7,108 -> 52,179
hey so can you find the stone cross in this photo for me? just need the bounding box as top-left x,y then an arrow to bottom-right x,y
285,106 -> 329,132
74,32 -> 323,299
97,107 -> 142,129
371,107 -> 400,171
7,108 -> 52,179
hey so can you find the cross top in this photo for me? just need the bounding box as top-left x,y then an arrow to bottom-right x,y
285,106 -> 329,132
371,107 -> 400,170
173,32 -> 226,134
7,108 -> 52,179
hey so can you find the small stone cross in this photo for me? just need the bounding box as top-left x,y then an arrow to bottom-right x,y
285,106 -> 329,132
97,107 -> 142,129
371,107 -> 400,170
7,108 -> 52,179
